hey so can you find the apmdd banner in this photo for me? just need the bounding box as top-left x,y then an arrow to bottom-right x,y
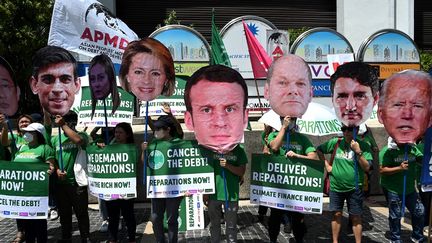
147,140 -> 215,198
87,144 -> 137,200
250,154 -> 324,214
0,162 -> 49,219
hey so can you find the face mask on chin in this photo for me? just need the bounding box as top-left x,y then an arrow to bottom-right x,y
23,132 -> 34,143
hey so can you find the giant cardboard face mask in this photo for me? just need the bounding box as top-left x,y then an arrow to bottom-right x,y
378,73 -> 432,144
126,53 -> 166,101
332,77 -> 378,127
264,55 -> 312,118
0,65 -> 19,116
89,63 -> 112,100
30,62 -> 81,116
185,79 -> 248,154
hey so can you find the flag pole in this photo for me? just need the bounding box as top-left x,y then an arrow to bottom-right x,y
103,99 -> 109,144
401,144 -> 408,218
353,127 -> 359,190
254,79 -> 265,116
143,101 -> 149,186
5,116 -> 17,154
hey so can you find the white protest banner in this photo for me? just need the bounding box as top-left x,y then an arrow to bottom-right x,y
48,0 -> 138,63
326,53 -> 355,76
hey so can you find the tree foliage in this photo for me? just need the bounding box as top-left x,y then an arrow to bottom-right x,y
0,0 -> 54,115
156,10 -> 194,29
420,50 -> 432,72
288,27 -> 311,47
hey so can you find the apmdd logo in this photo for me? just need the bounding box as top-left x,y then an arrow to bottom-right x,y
148,150 -> 165,170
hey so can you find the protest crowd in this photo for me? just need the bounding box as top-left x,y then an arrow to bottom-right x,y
1,1 -> 432,243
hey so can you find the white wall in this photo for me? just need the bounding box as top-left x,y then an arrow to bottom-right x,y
337,0 -> 414,56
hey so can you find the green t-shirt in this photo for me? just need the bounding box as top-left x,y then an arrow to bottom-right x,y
416,142 -> 425,183
318,137 -> 372,192
380,144 -> 423,195
51,131 -> 89,185
358,130 -> 378,151
8,133 -> 26,148
13,144 -> 55,163
267,131 -> 316,156
201,145 -> 248,202
7,133 -> 26,157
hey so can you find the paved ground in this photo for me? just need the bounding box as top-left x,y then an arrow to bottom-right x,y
0,196 -> 429,242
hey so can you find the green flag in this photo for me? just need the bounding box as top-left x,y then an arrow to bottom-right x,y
211,10 -> 253,130
211,10 -> 231,67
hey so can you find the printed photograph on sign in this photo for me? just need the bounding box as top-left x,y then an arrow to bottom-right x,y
119,38 -> 176,102
184,65 -> 248,154
291,28 -> 354,63
359,30 -> 420,63
88,54 -> 120,118
151,25 -> 210,63
330,62 -> 379,127
378,70 -> 432,144
30,46 -> 81,116
266,30 -> 289,61
0,56 -> 19,116
264,55 -> 313,118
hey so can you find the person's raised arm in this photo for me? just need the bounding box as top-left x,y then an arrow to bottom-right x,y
380,160 -> 408,175
0,114 -> 10,146
269,116 -> 291,152
351,140 -> 371,172
162,103 -> 184,138
286,151 -> 318,160
54,115 -> 84,146
141,142 -> 148,162
219,158 -> 246,177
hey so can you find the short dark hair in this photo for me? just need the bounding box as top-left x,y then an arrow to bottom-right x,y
0,56 -> 16,86
184,65 -> 248,112
330,62 -> 379,96
32,46 -> 78,78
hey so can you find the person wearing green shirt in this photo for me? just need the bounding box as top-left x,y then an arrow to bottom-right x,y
317,126 -> 372,243
1,114 -> 33,157
380,138 -> 425,243
13,122 -> 55,243
257,125 -> 275,224
0,59 -> 33,243
99,122 -> 137,243
142,115 -> 184,243
358,125 -> 379,198
267,116 -> 318,243
200,144 -> 247,243
183,65 -> 249,243
50,112 -> 90,242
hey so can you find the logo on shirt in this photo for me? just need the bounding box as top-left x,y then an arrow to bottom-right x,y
148,150 -> 165,170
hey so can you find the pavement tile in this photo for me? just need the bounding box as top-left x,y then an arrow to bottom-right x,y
0,198 -> 427,242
